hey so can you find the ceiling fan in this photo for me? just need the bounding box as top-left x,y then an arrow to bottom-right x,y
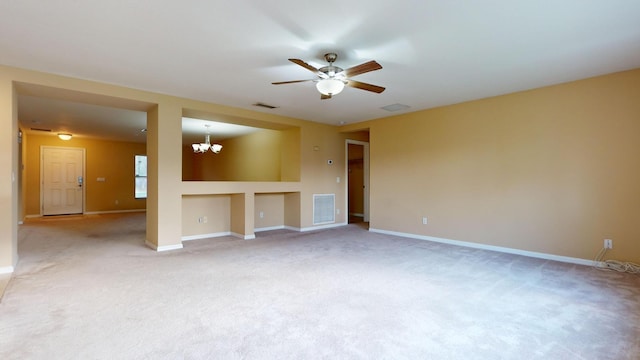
272,53 -> 385,99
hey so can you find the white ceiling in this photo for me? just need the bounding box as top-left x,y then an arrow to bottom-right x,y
3,0 -> 640,142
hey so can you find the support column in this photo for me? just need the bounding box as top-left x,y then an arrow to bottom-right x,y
0,77 -> 18,273
230,192 -> 255,240
146,103 -> 183,251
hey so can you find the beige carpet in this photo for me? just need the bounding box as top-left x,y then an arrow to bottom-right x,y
1,213 -> 639,359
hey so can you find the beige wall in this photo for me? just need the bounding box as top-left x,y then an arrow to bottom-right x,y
1,64 -> 347,269
182,195 -> 231,237
4,63 -> 638,270
183,129 -> 286,181
23,134 -> 147,216
280,127 -> 301,182
255,193 -> 285,230
0,75 -> 18,270
354,68 -> 640,263
299,123 -> 349,225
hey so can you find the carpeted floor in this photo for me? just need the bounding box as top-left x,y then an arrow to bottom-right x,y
1,213 -> 639,359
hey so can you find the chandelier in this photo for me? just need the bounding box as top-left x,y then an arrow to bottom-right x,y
192,125 -> 222,154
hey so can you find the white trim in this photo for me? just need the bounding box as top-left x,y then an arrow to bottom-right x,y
349,213 -> 364,218
231,232 -> 256,240
145,241 -> 183,252
255,225 -> 286,233
345,139 -> 370,222
369,228 -> 594,266
300,222 -> 348,232
84,209 -> 146,215
0,266 -> 14,274
25,209 -> 146,218
182,232 -> 231,241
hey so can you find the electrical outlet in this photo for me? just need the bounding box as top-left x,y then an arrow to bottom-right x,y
259,211 -> 264,219
604,239 -> 613,249
422,217 -> 428,225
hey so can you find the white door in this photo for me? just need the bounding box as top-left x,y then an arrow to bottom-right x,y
42,147 -> 84,215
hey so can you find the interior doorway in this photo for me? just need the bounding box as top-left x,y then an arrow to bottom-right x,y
346,140 -> 369,224
41,146 -> 85,215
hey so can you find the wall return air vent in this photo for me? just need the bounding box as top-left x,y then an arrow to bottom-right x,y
313,194 -> 335,225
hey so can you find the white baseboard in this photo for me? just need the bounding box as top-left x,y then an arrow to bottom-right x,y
231,232 -> 256,240
182,231 -> 257,241
182,232 -> 232,241
282,223 -> 347,232
300,222 -> 348,232
183,226 -> 289,241
349,213 -> 364,218
0,266 -> 14,274
25,209 -> 146,218
84,209 -> 146,215
145,240 -> 183,252
255,225 -> 286,233
369,228 -> 594,266
180,223 -> 347,241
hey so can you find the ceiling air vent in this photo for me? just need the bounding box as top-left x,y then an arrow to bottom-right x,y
30,127 -> 52,132
381,103 -> 411,112
253,102 -> 279,109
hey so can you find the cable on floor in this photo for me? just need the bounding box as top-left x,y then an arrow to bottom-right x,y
593,248 -> 640,274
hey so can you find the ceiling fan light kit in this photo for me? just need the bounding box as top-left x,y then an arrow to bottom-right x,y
273,52 -> 385,99
316,78 -> 345,96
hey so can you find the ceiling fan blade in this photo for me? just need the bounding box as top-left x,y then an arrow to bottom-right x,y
272,79 -> 314,85
321,94 -> 332,100
289,58 -> 323,75
347,80 -> 386,93
343,60 -> 382,77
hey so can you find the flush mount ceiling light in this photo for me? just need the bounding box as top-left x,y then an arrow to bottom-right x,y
58,133 -> 72,140
192,125 -> 222,154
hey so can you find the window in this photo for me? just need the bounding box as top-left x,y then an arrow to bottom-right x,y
135,155 -> 147,199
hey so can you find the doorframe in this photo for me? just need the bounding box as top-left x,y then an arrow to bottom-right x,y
345,139 -> 370,222
40,146 -> 86,216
